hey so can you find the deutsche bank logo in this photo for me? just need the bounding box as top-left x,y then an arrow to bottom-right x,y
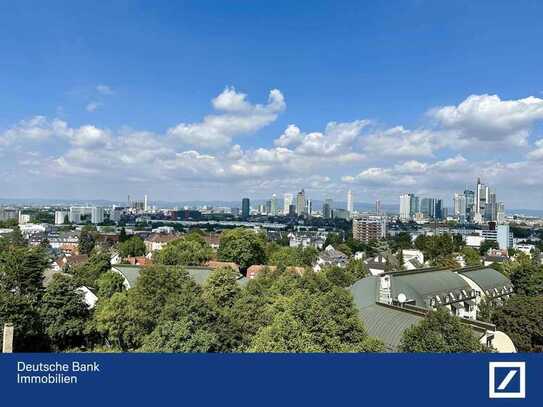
488,362 -> 526,399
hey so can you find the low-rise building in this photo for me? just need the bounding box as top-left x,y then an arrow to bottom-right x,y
313,245 -> 348,272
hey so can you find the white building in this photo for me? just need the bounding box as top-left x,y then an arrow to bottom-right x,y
18,213 -> 31,224
55,210 -> 67,225
347,189 -> 353,215
283,193 -> 293,215
91,207 -> 104,224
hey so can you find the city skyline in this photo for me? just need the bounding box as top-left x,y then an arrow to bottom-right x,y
2,3 -> 543,208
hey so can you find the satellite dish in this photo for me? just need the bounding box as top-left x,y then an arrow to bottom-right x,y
397,293 -> 407,304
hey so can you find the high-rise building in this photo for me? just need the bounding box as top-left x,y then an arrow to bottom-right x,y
144,194 -> 148,212
464,189 -> 475,222
283,193 -> 293,215
420,198 -> 435,218
497,202 -> 505,224
323,198 -> 333,219
475,177 -> 489,216
271,194 -> 278,216
353,216 -> 387,243
69,207 -> 82,224
91,207 -> 105,224
453,193 -> 467,221
54,210 -> 67,225
497,224 -> 513,250
347,189 -> 354,214
305,199 -> 312,217
375,200 -> 381,215
296,189 -> 306,216
241,198 -> 250,219
400,194 -> 416,221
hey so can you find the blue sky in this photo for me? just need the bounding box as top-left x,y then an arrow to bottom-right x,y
2,1 -> 543,208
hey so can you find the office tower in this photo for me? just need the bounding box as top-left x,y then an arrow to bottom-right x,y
288,204 -> 296,217
54,210 -> 67,225
375,200 -> 381,215
434,199 -> 443,220
264,200 -> 272,215
485,191 -> 497,222
420,197 -> 435,218
91,207 -> 105,224
464,189 -> 475,221
296,189 -> 306,216
347,189 -> 354,214
271,194 -> 278,216
110,206 -> 122,223
283,193 -> 293,215
453,193 -> 467,220
144,194 -> 148,212
241,198 -> 250,219
353,216 -> 387,243
497,202 -> 505,224
400,194 -> 415,221
333,208 -> 350,220
475,177 -> 489,216
305,199 -> 312,216
323,198 -> 333,219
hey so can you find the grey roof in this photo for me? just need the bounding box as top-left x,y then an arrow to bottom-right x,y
459,268 -> 512,291
359,304 -> 424,351
350,277 -> 424,351
112,265 -> 142,289
389,269 -> 472,308
112,264 -> 244,288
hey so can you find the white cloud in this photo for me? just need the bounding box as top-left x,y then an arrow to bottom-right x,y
96,84 -> 114,95
86,102 -> 102,112
167,87 -> 286,148
528,139 -> 543,161
430,94 -> 543,146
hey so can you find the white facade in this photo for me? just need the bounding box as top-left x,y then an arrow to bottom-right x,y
347,189 -> 353,214
55,210 -> 67,225
283,193 -> 293,215
91,207 -> 104,224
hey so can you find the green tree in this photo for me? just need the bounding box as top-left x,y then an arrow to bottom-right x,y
218,228 -> 267,270
509,254 -> 543,296
154,238 -> 212,266
119,227 -> 128,243
79,230 -> 96,255
72,251 -> 111,288
141,319 -> 218,352
119,236 -> 146,258
479,240 -> 499,256
0,245 -> 48,297
40,275 -> 90,350
462,247 -> 482,266
399,308 -> 483,352
9,226 -> 26,247
96,272 -> 125,299
202,266 -> 241,309
491,295 -> 543,352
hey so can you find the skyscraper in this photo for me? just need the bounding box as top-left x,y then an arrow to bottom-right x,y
375,200 -> 381,216
241,198 -> 250,219
144,194 -> 148,212
399,194 -> 414,221
305,199 -> 312,217
453,193 -> 467,220
271,194 -> 278,216
464,189 -> 475,221
323,198 -> 333,219
296,189 -> 306,216
283,193 -> 293,215
347,189 -> 354,214
475,177 -> 489,216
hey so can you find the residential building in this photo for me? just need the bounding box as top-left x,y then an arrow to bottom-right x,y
55,210 -> 67,225
313,245 -> 349,272
350,267 -> 516,352
353,216 -> 387,243
91,207 -> 104,224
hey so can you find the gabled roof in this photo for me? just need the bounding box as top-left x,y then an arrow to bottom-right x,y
458,267 -> 512,292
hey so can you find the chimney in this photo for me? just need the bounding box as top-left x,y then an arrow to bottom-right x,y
2,323 -> 14,353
